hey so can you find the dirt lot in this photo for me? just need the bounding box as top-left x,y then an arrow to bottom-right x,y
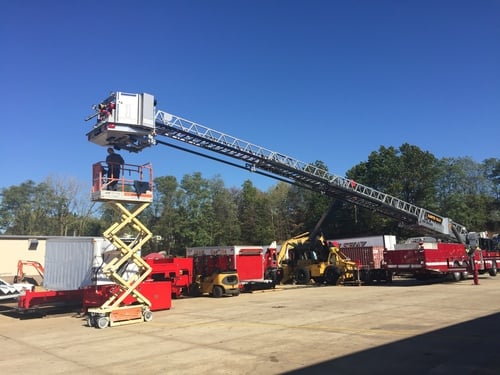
1,276 -> 499,375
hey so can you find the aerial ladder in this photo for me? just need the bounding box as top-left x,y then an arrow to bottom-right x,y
85,91 -> 470,255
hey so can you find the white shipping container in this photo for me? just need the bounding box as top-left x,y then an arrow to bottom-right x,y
43,237 -> 116,290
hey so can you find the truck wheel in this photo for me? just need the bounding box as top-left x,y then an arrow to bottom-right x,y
450,271 -> 461,282
449,262 -> 462,282
324,267 -> 340,285
295,268 -> 310,285
212,285 -> 224,298
489,262 -> 497,277
385,271 -> 393,283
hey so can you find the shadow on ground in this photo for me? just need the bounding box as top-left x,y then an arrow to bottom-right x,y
0,300 -> 81,319
284,312 -> 500,375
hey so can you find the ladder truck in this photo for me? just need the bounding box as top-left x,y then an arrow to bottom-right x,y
85,91 -> 499,283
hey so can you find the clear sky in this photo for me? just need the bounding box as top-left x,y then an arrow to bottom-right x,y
1,1 -> 499,193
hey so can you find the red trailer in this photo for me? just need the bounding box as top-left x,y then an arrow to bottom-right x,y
328,236 -> 395,283
340,246 -> 391,283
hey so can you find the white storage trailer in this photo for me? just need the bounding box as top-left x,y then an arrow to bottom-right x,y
43,237 -> 130,290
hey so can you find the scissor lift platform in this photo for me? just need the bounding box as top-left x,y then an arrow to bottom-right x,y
91,161 -> 153,203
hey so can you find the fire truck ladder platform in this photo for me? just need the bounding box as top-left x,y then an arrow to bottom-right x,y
154,111 -> 467,243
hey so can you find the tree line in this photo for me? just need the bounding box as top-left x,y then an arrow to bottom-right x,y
1,144 -> 498,256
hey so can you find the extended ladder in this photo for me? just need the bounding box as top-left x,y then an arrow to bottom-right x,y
154,111 -> 467,242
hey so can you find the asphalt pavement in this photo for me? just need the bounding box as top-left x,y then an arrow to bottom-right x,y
1,276 -> 499,374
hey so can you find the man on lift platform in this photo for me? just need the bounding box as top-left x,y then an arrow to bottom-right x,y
105,148 -> 124,190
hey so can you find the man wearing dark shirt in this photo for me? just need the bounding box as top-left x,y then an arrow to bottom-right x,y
106,147 -> 124,190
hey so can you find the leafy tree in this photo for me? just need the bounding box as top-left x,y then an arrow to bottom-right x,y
267,182 -> 293,241
0,180 -> 38,234
0,177 -> 95,236
211,181 -> 241,245
147,175 -> 181,255
237,180 -> 260,244
437,157 -> 499,232
345,144 -> 441,237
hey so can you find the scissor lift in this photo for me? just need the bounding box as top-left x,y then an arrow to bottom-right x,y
86,161 -> 155,328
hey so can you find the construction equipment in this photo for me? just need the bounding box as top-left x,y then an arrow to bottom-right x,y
277,233 -> 359,285
13,260 -> 44,286
275,202 -> 359,285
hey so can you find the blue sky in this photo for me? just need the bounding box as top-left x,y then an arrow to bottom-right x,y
1,1 -> 499,193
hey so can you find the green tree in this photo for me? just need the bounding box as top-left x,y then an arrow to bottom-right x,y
267,182 -> 293,241
237,180 -> 260,244
0,177 -> 95,236
211,180 -> 241,245
176,172 -> 216,248
437,157 -> 499,232
147,175 -> 181,255
345,144 -> 441,237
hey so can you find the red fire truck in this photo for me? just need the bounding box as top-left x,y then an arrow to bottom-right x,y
383,233 -> 500,281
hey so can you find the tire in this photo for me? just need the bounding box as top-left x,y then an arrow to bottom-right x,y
86,315 -> 95,327
295,267 -> 311,285
324,267 -> 341,285
363,270 -> 373,285
143,310 -> 153,322
450,262 -> 461,282
386,271 -> 393,283
451,271 -> 461,282
212,285 -> 224,298
488,262 -> 497,277
96,316 -> 109,329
